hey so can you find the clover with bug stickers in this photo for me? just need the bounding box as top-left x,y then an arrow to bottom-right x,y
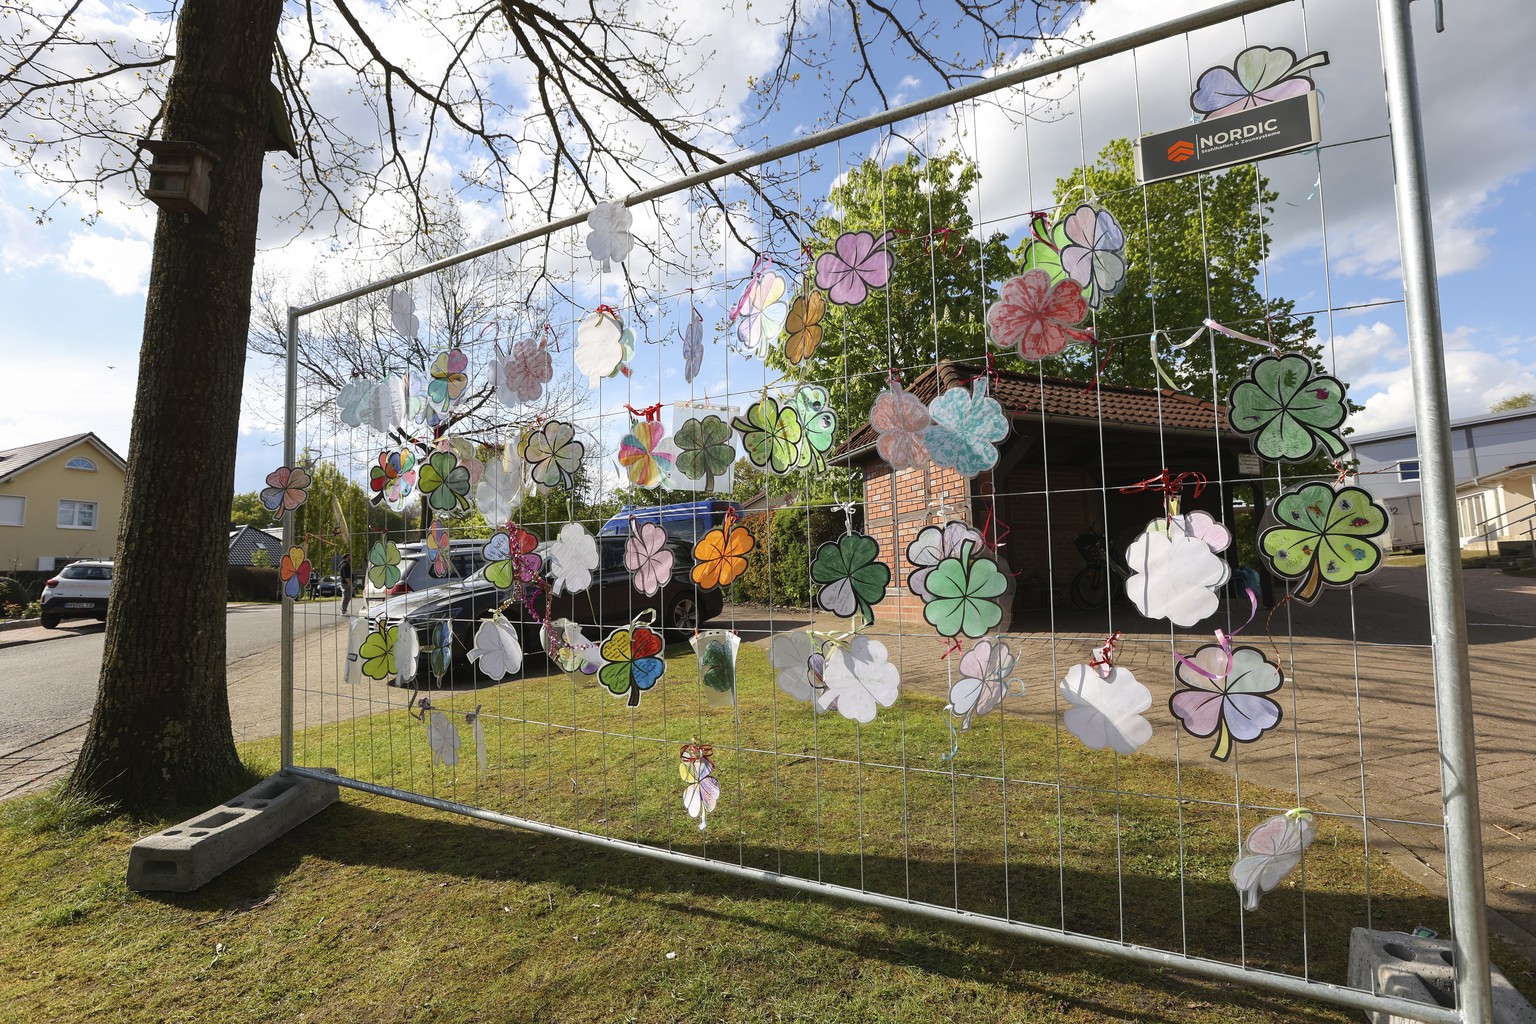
1260,483 -> 1388,604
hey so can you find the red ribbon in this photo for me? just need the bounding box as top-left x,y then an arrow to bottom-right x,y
625,403 -> 662,422
1119,468 -> 1207,500
594,304 -> 619,319
1089,631 -> 1122,677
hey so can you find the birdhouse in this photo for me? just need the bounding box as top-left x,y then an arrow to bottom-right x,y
136,139 -> 218,214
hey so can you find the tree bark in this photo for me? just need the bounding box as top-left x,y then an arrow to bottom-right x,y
66,0 -> 285,810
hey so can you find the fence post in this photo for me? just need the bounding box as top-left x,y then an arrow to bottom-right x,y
281,306 -> 298,770
1376,1 -> 1493,1020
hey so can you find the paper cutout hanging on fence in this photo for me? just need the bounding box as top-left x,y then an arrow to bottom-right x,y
520,420 -> 585,490
625,521 -> 675,597
818,635 -> 901,723
475,452 -> 526,525
987,268 -> 1091,361
599,613 -> 667,707
426,710 -> 460,767
548,522 -> 600,595
418,450 -> 473,513
369,447 -> 418,510
1228,353 -> 1348,462
467,612 -> 524,681
768,630 -> 822,706
1060,663 -> 1153,755
426,618 -> 454,683
792,386 -> 838,473
870,381 -> 931,471
672,411 -> 735,491
261,465 -> 311,516
1170,642 -> 1284,761
618,418 -> 675,489
922,540 -> 1007,639
691,511 -> 754,590
816,230 -> 894,306
1124,519 -> 1229,627
1017,205 -> 1129,313
367,539 -> 401,590
1231,809 -> 1316,911
680,743 -> 720,830
948,639 -> 1024,732
357,621 -> 399,681
465,705 -> 488,771
575,307 -> 633,383
495,337 -> 554,406
811,531 -> 890,626
906,520 -> 985,604
389,288 -> 419,340
681,306 -> 705,383
429,348 -> 469,414
783,288 -> 826,365
925,378 -> 1008,478
483,525 -> 541,590
403,368 -> 450,429
734,267 -> 789,361
395,621 -> 422,686
543,618 -> 602,675
586,201 -> 634,272
336,378 -> 376,429
339,375 -> 405,433
691,629 -> 740,708
733,394 -> 801,475
344,614 -> 370,686
1260,483 -> 1388,604
279,545 -> 312,601
422,519 -> 451,578
1191,45 -> 1330,120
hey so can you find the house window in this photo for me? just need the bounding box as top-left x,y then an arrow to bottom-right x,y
0,495 -> 23,527
57,499 -> 98,529
65,457 -> 98,471
1397,460 -> 1420,482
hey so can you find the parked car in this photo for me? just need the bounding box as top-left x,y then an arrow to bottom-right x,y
366,533 -> 723,687
363,538 -> 490,601
312,576 -> 343,597
39,559 -> 113,629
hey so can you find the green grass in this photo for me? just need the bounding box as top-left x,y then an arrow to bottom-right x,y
1,643 -> 1519,1023
1386,551 -> 1511,569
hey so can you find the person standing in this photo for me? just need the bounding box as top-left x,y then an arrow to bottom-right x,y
339,552 -> 354,614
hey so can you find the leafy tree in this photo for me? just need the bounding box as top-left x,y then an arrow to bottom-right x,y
248,547 -> 273,569
230,492 -> 270,529
1491,393 -> 1534,413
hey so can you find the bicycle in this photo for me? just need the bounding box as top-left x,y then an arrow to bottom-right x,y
1069,525 -> 1129,611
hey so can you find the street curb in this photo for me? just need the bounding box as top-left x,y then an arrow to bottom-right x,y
0,630 -> 79,652
0,618 -> 41,632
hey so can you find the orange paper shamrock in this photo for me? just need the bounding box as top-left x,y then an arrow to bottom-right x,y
691,512 -> 755,590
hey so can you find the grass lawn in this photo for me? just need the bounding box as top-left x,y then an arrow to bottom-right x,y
0,642 -> 1503,1023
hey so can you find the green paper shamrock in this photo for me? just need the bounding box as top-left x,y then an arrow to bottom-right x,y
418,450 -> 473,512
810,531 -> 891,625
1259,483 -> 1387,604
358,621 -> 398,680
1228,353 -> 1348,462
700,641 -> 734,694
674,414 -> 736,490
921,540 -> 1007,638
792,385 -> 838,473
367,539 -> 401,590
733,395 -> 804,474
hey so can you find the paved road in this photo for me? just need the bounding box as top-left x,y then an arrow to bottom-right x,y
0,602 -> 336,756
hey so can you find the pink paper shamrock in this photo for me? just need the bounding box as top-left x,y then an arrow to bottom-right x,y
870,381 -> 931,471
624,521 -> 675,597
496,337 -> 554,405
986,269 -> 1090,361
815,230 -> 895,306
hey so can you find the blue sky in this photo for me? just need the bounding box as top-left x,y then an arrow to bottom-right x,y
1,0 -> 1532,495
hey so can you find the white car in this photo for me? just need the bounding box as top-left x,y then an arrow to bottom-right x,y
40,559 -> 113,629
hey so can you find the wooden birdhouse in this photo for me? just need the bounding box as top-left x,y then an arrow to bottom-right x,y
137,139 -> 219,214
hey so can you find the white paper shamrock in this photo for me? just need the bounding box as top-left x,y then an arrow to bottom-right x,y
1232,811 -> 1316,911
468,612 -> 524,681
395,623 -> 421,685
1124,527 -> 1229,627
336,378 -> 376,428
682,308 -> 704,383
475,453 -> 526,525
818,636 -> 900,724
768,630 -> 822,705
586,201 -> 634,272
344,614 -> 370,686
495,338 -> 554,406
547,522 -> 600,595
948,639 -> 1022,730
1162,510 -> 1233,553
467,707 -> 488,771
389,288 -> 419,339
371,374 -> 407,431
427,710 -> 460,767
1060,663 -> 1153,754
575,309 -> 631,383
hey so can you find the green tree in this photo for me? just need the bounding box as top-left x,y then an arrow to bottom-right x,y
1033,139 -> 1318,399
230,492 -> 270,529
1491,393 -> 1534,413
773,153 -> 1014,428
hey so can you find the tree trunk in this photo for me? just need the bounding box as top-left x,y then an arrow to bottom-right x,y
66,0 -> 285,811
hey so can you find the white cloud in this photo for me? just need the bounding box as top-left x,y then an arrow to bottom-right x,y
1342,323 -> 1536,435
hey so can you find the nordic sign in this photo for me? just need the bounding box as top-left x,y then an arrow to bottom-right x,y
1134,92 -> 1320,185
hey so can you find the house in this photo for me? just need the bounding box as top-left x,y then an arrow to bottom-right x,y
0,433 -> 127,572
227,524 -> 286,566
1348,406 -> 1536,551
833,363 -> 1264,616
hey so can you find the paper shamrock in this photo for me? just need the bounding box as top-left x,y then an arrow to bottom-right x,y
599,616 -> 667,707
1170,642 -> 1284,761
279,545 -> 312,601
733,394 -> 803,475
925,378 -> 1008,478
618,419 -> 675,489
1124,520 -> 1229,627
425,518 -> 452,578
783,289 -> 826,365
388,288 -> 419,340
543,618 -> 602,675
336,378 -> 379,431
427,710 -> 460,767
1060,663 -> 1153,754
475,451 -> 526,524
768,630 -> 823,706
986,268 -> 1091,360
368,448 -> 416,511
815,230 -> 894,306
404,368 -> 449,428
625,521 -> 675,597
494,337 -> 554,406
1231,810 -> 1316,911
428,348 -> 469,415
810,531 -> 890,625
358,620 -> 399,680
395,623 -> 422,686
947,639 -> 1023,731
366,539 -> 402,590
691,513 -> 754,590
680,743 -> 720,830
1191,45 -> 1329,120
468,612 -> 524,681
734,267 -> 789,361
817,635 -> 901,723
681,307 -> 705,383
870,381 -> 931,471
906,520 -> 985,603
426,618 -> 454,683
921,539 -> 1007,639
418,450 -> 473,513
1227,353 -> 1348,462
673,413 -> 735,490
1260,483 -> 1387,603
691,628 -> 740,708
547,522 -> 600,595
261,465 -> 311,516
574,307 -> 634,383
585,201 -> 634,272
520,420 -> 585,490
1015,205 -> 1128,312
791,385 -> 838,473
482,524 -> 541,589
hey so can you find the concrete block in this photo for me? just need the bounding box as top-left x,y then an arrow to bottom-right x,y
127,769 -> 338,892
1348,927 -> 1536,1024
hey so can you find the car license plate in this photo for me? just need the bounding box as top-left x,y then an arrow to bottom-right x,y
65,602 -> 94,609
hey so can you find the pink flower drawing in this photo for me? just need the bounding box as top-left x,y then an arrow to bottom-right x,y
870,382 -> 931,471
815,230 -> 895,306
986,269 -> 1090,361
